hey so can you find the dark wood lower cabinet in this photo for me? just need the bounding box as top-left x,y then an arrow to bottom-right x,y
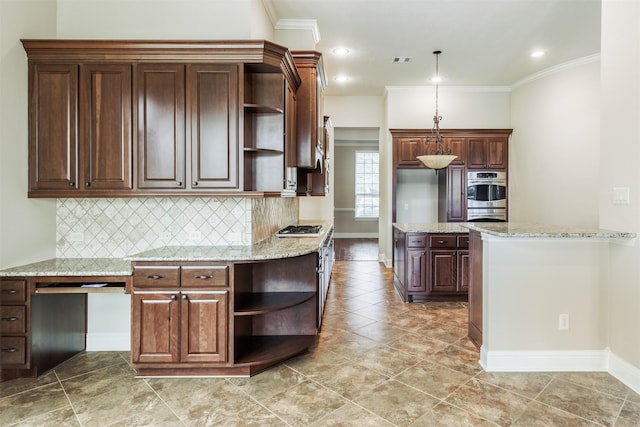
393,229 -> 469,302
132,254 -> 319,377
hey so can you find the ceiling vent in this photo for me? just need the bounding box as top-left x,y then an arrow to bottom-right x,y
393,57 -> 412,63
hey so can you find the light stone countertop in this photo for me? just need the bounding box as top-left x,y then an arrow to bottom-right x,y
464,222 -> 636,238
0,258 -> 133,277
392,223 -> 470,233
0,222 -> 333,276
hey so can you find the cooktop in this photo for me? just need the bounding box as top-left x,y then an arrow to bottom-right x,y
276,225 -> 323,237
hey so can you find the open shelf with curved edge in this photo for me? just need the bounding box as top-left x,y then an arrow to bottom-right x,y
234,292 -> 315,316
232,253 -> 318,373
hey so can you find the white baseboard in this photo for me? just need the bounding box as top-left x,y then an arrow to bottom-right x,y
608,349 -> 640,395
482,349 -> 608,372
86,333 -> 130,351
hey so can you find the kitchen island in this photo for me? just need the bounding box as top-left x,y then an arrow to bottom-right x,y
466,222 -> 635,374
0,222 -> 333,380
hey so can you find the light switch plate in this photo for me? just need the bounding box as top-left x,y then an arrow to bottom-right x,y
613,187 -> 630,205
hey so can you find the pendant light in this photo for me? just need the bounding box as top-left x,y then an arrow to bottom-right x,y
417,50 -> 457,170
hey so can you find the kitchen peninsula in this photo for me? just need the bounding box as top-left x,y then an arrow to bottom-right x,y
466,222 -> 635,373
0,223 -> 333,381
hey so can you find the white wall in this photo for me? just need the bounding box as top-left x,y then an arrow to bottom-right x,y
600,0 -> 640,382
510,59 -> 601,227
0,0 -> 57,270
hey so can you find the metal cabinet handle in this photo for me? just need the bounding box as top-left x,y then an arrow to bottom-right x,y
1,317 -> 19,322
1,348 -> 18,353
438,240 -> 446,244
1,290 -> 18,294
194,275 -> 211,280
147,275 -> 165,280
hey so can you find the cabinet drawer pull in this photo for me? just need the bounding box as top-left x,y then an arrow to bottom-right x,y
1,290 -> 18,294
1,347 -> 18,353
147,275 -> 165,280
194,275 -> 212,280
1,317 -> 19,322
438,240 -> 446,244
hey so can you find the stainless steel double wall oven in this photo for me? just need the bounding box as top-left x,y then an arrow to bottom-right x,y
466,171 -> 507,221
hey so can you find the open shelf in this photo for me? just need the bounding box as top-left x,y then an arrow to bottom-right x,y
234,292 -> 315,316
244,104 -> 284,114
234,335 -> 315,366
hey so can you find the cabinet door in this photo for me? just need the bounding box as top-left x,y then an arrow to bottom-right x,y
467,138 -> 487,169
285,81 -> 297,168
136,64 -> 185,189
395,138 -> 424,167
181,291 -> 228,363
189,64 -> 239,190
458,250 -> 470,292
29,63 -> 78,191
406,249 -> 427,292
429,250 -> 457,293
443,137 -> 466,165
446,165 -> 466,222
80,64 -> 133,190
486,137 -> 508,169
131,292 -> 179,363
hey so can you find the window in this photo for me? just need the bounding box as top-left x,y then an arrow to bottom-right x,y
355,151 -> 379,218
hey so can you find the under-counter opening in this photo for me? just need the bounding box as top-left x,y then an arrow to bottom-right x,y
34,282 -> 127,294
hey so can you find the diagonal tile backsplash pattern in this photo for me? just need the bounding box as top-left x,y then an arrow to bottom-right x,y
56,197 -> 298,258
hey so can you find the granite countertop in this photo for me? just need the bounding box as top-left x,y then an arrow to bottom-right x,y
392,223 -> 470,233
0,222 -> 333,276
0,258 -> 133,277
465,222 -> 636,238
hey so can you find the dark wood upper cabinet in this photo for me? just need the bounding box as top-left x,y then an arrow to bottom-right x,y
28,63 -> 78,192
136,63 -> 186,189
292,51 -> 326,170
188,64 -> 239,190
467,137 -> 508,170
80,63 -> 133,191
22,39 -> 301,197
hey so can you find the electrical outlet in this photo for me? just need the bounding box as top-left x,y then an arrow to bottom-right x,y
558,314 -> 570,330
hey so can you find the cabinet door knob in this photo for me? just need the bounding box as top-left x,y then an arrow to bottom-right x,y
170,295 -> 177,300
85,182 -> 91,187
147,275 -> 165,280
182,295 -> 188,300
192,181 -> 198,186
69,181 -> 75,187
176,181 -> 182,186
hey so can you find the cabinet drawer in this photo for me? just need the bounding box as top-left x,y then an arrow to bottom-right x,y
429,235 -> 457,248
133,266 -> 180,288
0,336 -> 26,365
457,235 -> 469,249
406,234 -> 427,248
0,306 -> 26,334
0,280 -> 27,303
181,266 -> 229,288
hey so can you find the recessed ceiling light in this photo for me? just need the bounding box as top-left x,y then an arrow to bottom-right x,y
531,50 -> 546,58
332,47 -> 350,56
430,76 -> 443,83
334,75 -> 350,83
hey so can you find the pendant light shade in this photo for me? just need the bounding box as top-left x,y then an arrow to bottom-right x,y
417,50 -> 457,170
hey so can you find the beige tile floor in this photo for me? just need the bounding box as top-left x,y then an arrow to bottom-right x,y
1,259 -> 639,426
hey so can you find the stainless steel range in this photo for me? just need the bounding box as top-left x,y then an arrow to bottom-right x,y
276,225 -> 323,237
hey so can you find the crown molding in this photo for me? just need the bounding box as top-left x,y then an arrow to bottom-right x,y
385,85 -> 512,94
275,19 -> 321,43
511,53 -> 601,89
261,0 -> 278,27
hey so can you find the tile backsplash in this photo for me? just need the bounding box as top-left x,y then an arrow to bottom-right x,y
56,197 -> 298,258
